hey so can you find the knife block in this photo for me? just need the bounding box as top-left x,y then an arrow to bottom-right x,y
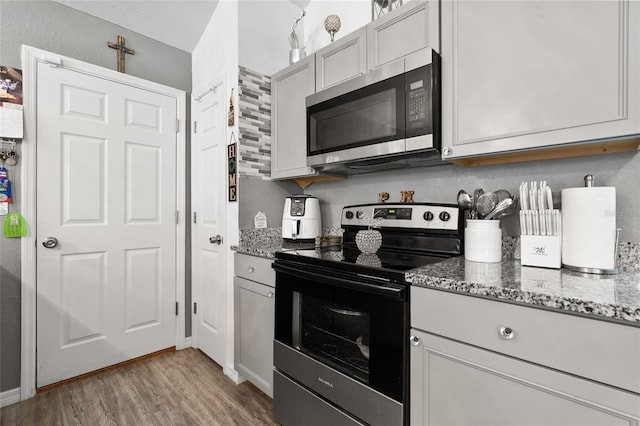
521,234 -> 562,269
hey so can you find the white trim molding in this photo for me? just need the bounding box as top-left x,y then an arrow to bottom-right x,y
223,366 -> 244,385
20,45 -> 187,399
1,388 -> 21,408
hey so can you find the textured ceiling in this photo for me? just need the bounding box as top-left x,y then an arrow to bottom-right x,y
52,0 -> 219,52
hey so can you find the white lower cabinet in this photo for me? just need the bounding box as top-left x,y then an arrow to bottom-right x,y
234,254 -> 275,397
410,288 -> 640,425
410,331 -> 640,426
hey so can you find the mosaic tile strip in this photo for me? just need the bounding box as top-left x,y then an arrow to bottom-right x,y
238,66 -> 271,180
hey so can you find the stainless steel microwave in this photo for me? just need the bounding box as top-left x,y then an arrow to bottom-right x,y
306,48 -> 441,173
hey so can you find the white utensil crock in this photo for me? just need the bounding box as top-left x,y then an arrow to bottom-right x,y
465,219 -> 502,263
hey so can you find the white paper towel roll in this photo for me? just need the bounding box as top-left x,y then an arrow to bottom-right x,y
561,187 -> 616,271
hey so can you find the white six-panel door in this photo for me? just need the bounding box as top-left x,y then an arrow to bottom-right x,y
191,83 -> 227,366
36,62 -> 178,387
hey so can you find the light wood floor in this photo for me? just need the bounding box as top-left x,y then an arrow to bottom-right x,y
1,348 -> 278,426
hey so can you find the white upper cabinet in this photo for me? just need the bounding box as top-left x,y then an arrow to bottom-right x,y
316,27 -> 367,91
316,0 -> 439,90
271,54 -> 318,180
441,0 -> 640,160
367,0 -> 440,70
271,0 -> 441,180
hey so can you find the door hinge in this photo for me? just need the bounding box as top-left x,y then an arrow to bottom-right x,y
193,302 -> 197,314
193,211 -> 197,224
175,302 -> 179,316
176,210 -> 179,224
176,118 -> 180,133
193,121 -> 197,134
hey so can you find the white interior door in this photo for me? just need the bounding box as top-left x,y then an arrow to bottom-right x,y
191,83 -> 227,366
36,62 -> 178,387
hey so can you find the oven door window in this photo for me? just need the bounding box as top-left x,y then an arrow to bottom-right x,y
296,293 -> 371,384
275,267 -> 406,402
308,75 -> 405,155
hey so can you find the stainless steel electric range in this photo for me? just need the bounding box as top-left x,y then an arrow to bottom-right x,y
273,203 -> 464,426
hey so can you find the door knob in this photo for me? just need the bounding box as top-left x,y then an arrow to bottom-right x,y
42,237 -> 59,249
209,235 -> 223,245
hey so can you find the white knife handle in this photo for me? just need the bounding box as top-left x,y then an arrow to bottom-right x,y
545,186 -> 553,210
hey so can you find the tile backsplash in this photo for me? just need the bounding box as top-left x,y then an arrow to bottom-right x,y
238,66 -> 271,180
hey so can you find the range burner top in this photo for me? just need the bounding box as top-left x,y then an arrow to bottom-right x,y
281,245 -> 449,272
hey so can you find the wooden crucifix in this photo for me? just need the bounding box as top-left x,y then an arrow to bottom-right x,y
107,35 -> 135,73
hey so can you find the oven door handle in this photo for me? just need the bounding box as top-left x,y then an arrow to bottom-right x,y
273,263 -> 406,300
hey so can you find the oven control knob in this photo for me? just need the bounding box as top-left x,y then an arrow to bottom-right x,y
356,211 -> 365,220
345,210 -> 354,219
439,211 -> 451,222
423,211 -> 434,221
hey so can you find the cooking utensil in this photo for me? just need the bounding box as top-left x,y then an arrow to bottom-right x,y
471,188 -> 484,219
476,192 -> 499,218
325,305 -> 368,337
493,189 -> 511,203
491,196 -> 519,220
356,336 -> 370,360
484,197 -> 515,220
457,190 -> 472,211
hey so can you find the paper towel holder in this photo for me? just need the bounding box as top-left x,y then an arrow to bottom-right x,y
562,173 -> 620,275
562,227 -> 620,275
584,174 -> 594,187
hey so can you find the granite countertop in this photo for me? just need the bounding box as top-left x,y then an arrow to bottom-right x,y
233,228 -> 640,326
231,243 -> 282,259
231,227 -> 342,259
231,241 -> 315,259
406,257 -> 640,327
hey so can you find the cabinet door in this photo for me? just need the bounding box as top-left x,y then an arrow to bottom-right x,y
316,27 -> 367,90
441,0 -> 640,159
234,276 -> 275,397
367,0 -> 439,70
271,55 -> 318,180
410,330 -> 640,426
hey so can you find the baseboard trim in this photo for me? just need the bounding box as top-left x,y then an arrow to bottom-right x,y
1,387 -> 21,408
185,336 -> 193,347
223,366 -> 243,384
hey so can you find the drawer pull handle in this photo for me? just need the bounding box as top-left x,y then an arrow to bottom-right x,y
248,267 -> 255,273
267,292 -> 274,298
499,326 -> 515,340
410,335 -> 421,346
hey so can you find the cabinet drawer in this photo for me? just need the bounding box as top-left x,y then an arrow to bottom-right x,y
234,253 -> 274,287
411,287 -> 640,394
411,330 -> 640,426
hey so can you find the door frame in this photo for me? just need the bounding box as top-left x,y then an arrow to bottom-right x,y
20,45 -> 187,400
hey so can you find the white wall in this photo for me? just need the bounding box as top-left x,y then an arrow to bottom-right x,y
304,0 -> 371,54
305,152 -> 640,243
238,0 -> 305,76
191,0 -> 240,381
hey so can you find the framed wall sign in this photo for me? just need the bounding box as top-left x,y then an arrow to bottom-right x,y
228,133 -> 237,202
